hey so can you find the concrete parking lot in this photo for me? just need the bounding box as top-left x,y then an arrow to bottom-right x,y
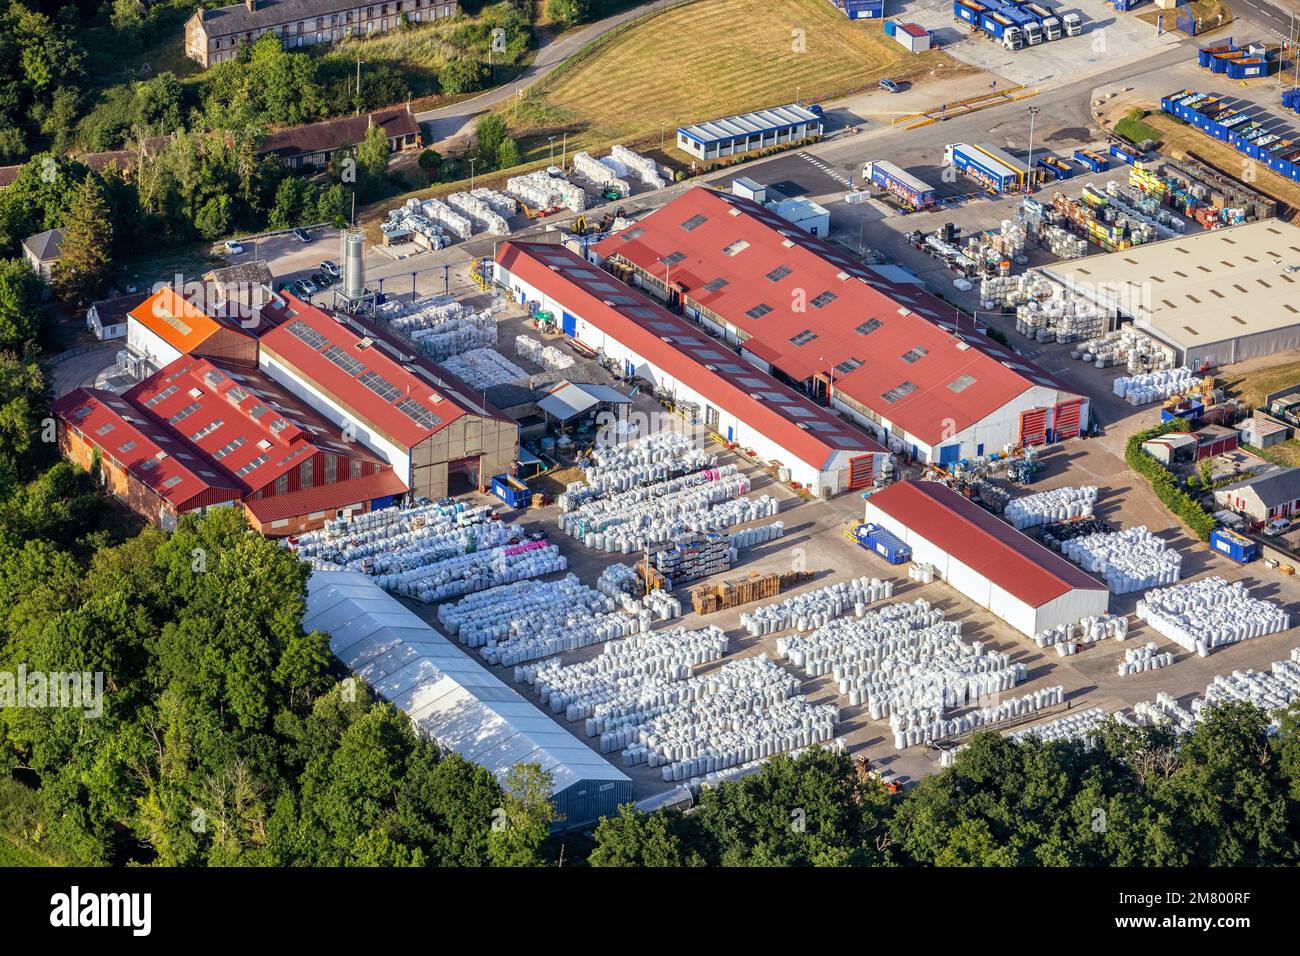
895,0 -> 1182,88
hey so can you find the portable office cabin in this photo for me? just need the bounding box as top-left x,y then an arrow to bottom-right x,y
887,21 -> 933,51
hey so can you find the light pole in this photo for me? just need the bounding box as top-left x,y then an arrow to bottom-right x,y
1025,105 -> 1040,194
355,57 -> 365,114
469,155 -> 478,191
548,135 -> 557,166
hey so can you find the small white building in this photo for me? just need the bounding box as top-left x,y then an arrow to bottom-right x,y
86,292 -> 147,341
21,228 -> 63,284
772,196 -> 831,237
864,479 -> 1109,636
891,22 -> 933,52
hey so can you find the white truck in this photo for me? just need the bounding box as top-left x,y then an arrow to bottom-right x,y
1002,25 -> 1025,50
1041,15 -> 1062,40
1023,20 -> 1043,44
1063,12 -> 1082,36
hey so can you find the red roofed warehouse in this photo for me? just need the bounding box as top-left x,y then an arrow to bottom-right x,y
56,354 -> 408,536
591,187 -> 1088,467
54,388 -> 244,532
495,240 -> 889,496
257,296 -> 518,498
863,480 -> 1108,635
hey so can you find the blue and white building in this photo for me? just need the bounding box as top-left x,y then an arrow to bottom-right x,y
676,104 -> 823,161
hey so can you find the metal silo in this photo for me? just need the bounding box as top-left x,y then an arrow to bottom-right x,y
341,229 -> 366,300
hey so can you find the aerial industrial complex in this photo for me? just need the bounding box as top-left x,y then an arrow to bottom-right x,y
19,0 -> 1300,874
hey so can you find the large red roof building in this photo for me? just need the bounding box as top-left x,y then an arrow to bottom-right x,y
55,291 -> 519,535
495,240 -> 888,495
591,187 -> 1088,465
56,354 -> 406,536
257,296 -> 518,500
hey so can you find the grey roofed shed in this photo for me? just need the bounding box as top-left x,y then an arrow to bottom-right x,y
536,381 -> 632,422
304,571 -> 633,828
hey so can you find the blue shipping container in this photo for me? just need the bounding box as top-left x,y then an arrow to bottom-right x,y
856,523 -> 912,564
491,475 -> 531,509
1210,528 -> 1258,564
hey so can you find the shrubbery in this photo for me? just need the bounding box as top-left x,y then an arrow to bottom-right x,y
1125,417 -> 1218,540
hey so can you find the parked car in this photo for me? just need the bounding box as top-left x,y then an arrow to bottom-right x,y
310,272 -> 332,288
1264,517 -> 1292,537
223,239 -> 244,254
547,166 -> 565,178
292,227 -> 312,243
879,79 -> 903,94
293,278 -> 316,296
320,260 -> 341,278
807,103 -> 824,117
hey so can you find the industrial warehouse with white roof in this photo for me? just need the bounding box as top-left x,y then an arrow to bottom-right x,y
1038,218 -> 1300,367
675,104 -> 823,161
305,571 -> 633,827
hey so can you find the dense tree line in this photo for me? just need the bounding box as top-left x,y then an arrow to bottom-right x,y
0,500 -> 563,866
590,707 -> 1300,866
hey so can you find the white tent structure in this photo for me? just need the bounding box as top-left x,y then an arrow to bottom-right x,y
305,570 -> 633,827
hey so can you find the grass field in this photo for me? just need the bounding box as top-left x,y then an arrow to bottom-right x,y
1222,359 -> 1300,410
506,0 -> 957,162
1114,108 -> 1163,146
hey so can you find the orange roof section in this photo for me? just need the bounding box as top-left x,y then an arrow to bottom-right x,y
128,287 -> 225,354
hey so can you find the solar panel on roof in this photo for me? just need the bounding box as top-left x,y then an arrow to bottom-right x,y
882,381 -> 918,403
322,345 -> 364,376
359,370 -> 402,402
285,319 -> 327,350
395,397 -> 441,431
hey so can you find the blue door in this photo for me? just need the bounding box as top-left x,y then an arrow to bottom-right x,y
727,426 -> 734,442
562,311 -> 577,337
976,443 -> 984,457
938,444 -> 960,467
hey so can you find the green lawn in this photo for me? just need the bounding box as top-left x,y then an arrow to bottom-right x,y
1114,109 -> 1163,146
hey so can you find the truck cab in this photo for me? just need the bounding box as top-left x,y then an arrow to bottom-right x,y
1003,25 -> 1024,49
1062,11 -> 1082,35
1023,21 -> 1043,44
1041,15 -> 1061,39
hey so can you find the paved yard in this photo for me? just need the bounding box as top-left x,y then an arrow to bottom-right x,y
393,295 -> 1300,800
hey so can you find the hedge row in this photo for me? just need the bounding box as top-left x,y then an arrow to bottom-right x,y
1124,417 -> 1218,541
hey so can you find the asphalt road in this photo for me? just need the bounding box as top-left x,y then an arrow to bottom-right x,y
1233,0 -> 1297,38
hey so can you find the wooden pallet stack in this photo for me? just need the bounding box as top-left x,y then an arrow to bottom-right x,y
691,570 -> 794,615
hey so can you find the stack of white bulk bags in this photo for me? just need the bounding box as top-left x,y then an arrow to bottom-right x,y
1136,576 -> 1290,655
1004,485 -> 1098,530
1007,707 -> 1110,745
1118,642 -> 1174,676
740,578 -> 892,636
1112,367 -> 1198,405
1062,526 -> 1181,593
889,686 -> 1065,749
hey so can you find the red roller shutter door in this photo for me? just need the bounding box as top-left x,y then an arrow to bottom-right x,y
848,454 -> 874,490
1019,408 -> 1048,447
1052,399 -> 1083,441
